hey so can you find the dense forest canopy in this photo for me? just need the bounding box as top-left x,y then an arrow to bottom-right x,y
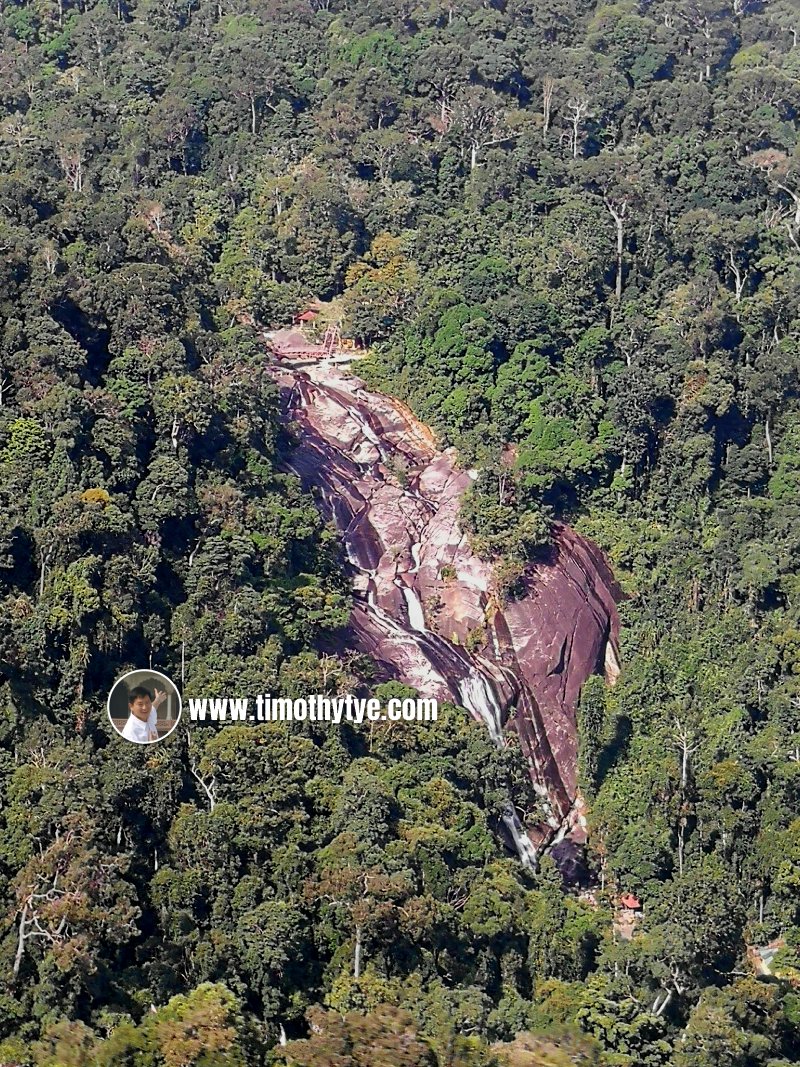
0,0 -> 800,1064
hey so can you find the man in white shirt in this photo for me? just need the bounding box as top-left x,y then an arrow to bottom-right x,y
121,684 -> 166,744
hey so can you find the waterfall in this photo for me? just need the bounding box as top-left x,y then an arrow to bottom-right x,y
500,804 -> 538,869
344,537 -> 362,569
410,542 -> 422,574
402,586 -> 426,633
395,579 -> 426,633
269,357 -> 620,875
456,670 -> 504,747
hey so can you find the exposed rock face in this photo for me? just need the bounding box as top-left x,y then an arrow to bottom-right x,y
271,355 -> 621,862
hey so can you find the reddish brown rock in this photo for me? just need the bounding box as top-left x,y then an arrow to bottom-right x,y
271,355 -> 622,861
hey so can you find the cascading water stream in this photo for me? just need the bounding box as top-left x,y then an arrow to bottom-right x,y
410,543 -> 422,574
456,671 -> 505,748
270,351 -> 622,869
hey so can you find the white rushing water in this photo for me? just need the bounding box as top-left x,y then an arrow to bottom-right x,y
457,670 -> 505,747
393,573 -> 426,633
366,585 -> 449,690
500,804 -> 538,869
400,584 -> 426,633
344,535 -> 363,569
410,541 -> 422,574
350,410 -> 389,464
367,586 -> 407,638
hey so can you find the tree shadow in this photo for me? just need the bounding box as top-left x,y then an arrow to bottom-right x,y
596,714 -> 633,790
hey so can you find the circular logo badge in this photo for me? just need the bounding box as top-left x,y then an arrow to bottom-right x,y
107,668 -> 182,745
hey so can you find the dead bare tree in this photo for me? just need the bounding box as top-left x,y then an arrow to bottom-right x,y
727,247 -> 750,305
604,196 -> 629,304
673,718 -> 700,876
56,135 -> 85,192
542,76 -> 555,142
187,732 -> 217,811
453,88 -> 511,170
566,97 -> 589,159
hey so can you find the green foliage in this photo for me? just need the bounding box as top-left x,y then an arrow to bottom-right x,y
1,0 -> 800,1064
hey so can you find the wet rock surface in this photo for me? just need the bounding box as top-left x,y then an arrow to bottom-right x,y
272,355 -> 622,860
